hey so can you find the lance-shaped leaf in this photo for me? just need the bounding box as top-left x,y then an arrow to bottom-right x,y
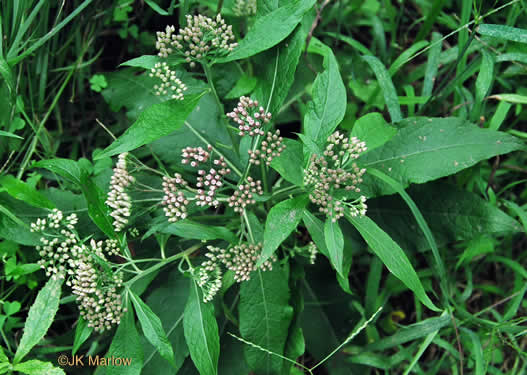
324,218 -> 344,276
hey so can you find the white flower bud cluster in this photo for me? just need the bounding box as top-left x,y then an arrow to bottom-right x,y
181,145 -> 212,167
162,174 -> 189,222
233,0 -> 257,16
248,130 -> 286,166
150,62 -> 187,100
307,241 -> 317,264
228,176 -> 263,213
106,153 -> 135,232
226,97 -> 271,136
31,211 -> 125,332
304,131 -> 368,222
155,14 -> 238,67
195,157 -> 230,207
196,242 -> 277,302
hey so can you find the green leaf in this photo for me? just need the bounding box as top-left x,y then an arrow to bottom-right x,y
360,117 -> 525,197
0,346 -> 7,362
144,0 -> 169,15
346,214 -> 439,311
225,75 -> 258,99
0,176 -> 54,209
488,93 -> 527,104
13,360 -> 65,375
129,291 -> 175,367
252,17 -> 310,115
304,38 -> 347,148
217,0 -> 316,63
477,24 -> 527,44
302,210 -> 329,258
183,281 -> 219,375
324,219 -> 344,276
80,170 -> 115,238
96,92 -> 206,159
3,301 -> 21,316
0,130 -> 23,139
239,267 -> 293,374
151,220 -> 237,243
259,195 -> 309,266
72,317 -> 93,356
270,138 -> 304,186
32,158 -> 82,185
362,55 -> 402,122
13,277 -> 64,364
365,312 -> 449,351
106,307 -> 143,375
351,112 -> 397,152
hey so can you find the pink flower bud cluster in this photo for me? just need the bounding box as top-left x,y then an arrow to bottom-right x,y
227,176 -> 263,213
162,174 -> 189,222
150,62 -> 187,100
155,14 -> 238,67
226,96 -> 271,136
304,131 -> 368,222
248,130 -> 286,166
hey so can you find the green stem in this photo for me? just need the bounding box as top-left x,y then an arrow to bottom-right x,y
202,62 -> 223,112
125,244 -> 201,287
242,210 -> 255,243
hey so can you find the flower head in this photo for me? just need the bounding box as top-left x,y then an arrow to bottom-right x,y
150,62 -> 187,100
227,96 -> 271,136
233,0 -> 257,16
106,153 -> 135,232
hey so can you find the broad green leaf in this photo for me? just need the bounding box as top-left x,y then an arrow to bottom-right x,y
72,317 -> 93,356
32,158 -> 82,185
346,214 -> 439,311
119,55 -> 184,69
351,112 -> 397,152
106,307 -> 143,375
183,281 -> 219,375
239,267 -> 293,374
80,170 -> 115,238
259,194 -> 309,266
143,271 -> 189,375
129,291 -> 175,367
13,360 -> 65,375
302,210 -> 329,258
362,55 -> 402,123
252,17 -> 310,116
365,312 -> 449,351
304,38 -> 347,148
143,219 -> 237,243
477,24 -> 527,44
324,219 -> 344,276
367,183 -> 523,252
96,92 -> 206,159
270,138 -> 304,186
225,75 -> 258,99
0,176 -> 54,209
217,0 -> 316,63
359,117 -> 525,197
14,277 -> 64,364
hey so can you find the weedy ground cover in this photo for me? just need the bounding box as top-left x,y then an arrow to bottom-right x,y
0,0 -> 527,374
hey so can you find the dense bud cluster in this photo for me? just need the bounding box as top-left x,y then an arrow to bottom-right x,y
181,145 -> 211,167
195,157 -> 230,207
304,131 -> 368,222
233,0 -> 257,16
155,14 -> 238,67
197,242 -> 277,302
228,176 -> 263,213
226,97 -> 271,136
150,62 -> 187,100
31,210 -> 125,332
248,130 -> 286,166
106,153 -> 135,232
162,174 -> 189,222
307,241 -> 318,264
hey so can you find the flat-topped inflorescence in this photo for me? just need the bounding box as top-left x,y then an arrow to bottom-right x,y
304,131 -> 368,222
155,14 -> 238,67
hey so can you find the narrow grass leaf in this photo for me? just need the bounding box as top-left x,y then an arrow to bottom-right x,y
421,32 -> 442,103
346,214 -> 439,311
239,267 -> 293,375
129,291 -> 175,367
259,194 -> 309,266
402,329 -> 439,375
323,32 -> 371,55
488,93 -> 527,104
0,130 -> 23,139
388,40 -> 429,76
96,92 -> 206,159
14,277 -> 64,364
471,49 -> 494,121
183,281 -> 220,375
217,0 -> 316,63
488,101 -> 511,131
461,328 -> 485,375
365,312 -> 449,351
362,55 -> 402,122
324,218 -> 344,276
478,24 -> 527,44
